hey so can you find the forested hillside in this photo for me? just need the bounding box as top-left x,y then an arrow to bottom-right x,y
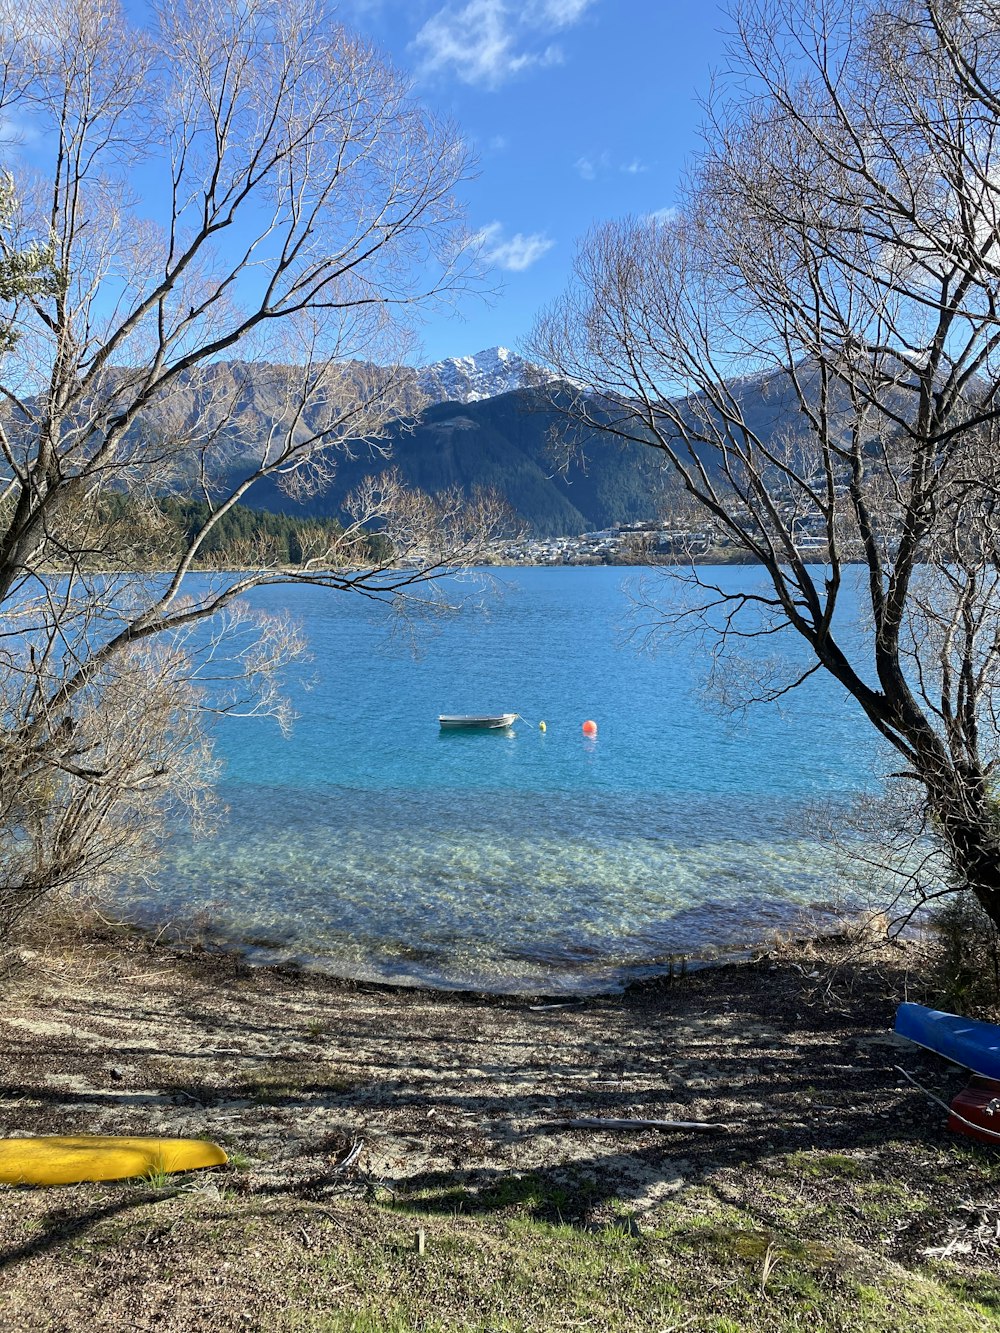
67,359 -> 823,540
242,388 -> 677,537
88,496 -> 372,568
159,499 -> 386,566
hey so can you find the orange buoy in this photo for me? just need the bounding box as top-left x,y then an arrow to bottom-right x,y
582,719 -> 598,737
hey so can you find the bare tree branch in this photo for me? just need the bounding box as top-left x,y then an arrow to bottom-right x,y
0,0 -> 505,945
533,0 -> 1000,928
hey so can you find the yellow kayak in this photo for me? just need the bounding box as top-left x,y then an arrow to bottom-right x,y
0,1135 -> 228,1186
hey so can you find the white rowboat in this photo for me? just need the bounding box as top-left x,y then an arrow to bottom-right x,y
438,713 -> 517,730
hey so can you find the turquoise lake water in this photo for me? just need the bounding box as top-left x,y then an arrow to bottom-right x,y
119,565 -> 883,992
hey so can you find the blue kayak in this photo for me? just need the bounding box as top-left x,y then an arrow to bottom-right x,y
895,1002 -> 1000,1079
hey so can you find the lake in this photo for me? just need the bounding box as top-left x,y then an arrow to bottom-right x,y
117,565 -> 884,991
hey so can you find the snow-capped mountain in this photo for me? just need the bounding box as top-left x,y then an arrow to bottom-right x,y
415,346 -> 548,405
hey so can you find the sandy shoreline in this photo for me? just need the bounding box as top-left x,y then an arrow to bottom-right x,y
1,920 -> 998,1329
0,921 -> 967,1205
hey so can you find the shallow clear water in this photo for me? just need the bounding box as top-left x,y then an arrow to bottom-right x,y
119,566 -> 882,991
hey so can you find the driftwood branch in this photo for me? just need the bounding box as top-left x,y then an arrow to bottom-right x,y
545,1116 -> 728,1134
331,1138 -> 365,1173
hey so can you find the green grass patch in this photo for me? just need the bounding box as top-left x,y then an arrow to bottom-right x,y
276,1203 -> 998,1332
785,1150 -> 870,1180
388,1166 -> 607,1223
5,1151 -> 999,1332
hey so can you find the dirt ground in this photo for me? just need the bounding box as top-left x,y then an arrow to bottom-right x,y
0,922 -> 998,1331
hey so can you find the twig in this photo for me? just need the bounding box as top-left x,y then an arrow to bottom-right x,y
332,1138 -> 364,1173
544,1116 -> 728,1133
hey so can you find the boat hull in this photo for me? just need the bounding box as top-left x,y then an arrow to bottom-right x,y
438,714 -> 517,730
0,1134 -> 228,1186
894,1002 -> 1000,1079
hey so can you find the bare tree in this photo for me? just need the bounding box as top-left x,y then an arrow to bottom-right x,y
533,0 -> 1000,928
0,0 -> 507,944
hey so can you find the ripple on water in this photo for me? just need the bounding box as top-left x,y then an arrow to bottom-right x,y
123,791 -> 859,992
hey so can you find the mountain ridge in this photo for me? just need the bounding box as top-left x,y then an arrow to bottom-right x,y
181,348 -> 813,538
415,346 -> 546,404
241,384 -> 677,539
23,347 -> 818,538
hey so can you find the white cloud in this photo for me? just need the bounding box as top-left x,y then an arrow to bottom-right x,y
489,134 -> 509,151
576,151 -> 647,181
533,0 -> 593,21
575,151 -> 609,181
413,0 -> 595,90
477,221 -> 554,271
647,206 -> 679,225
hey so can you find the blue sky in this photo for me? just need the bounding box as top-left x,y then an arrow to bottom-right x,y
13,0 -> 729,371
344,1 -> 730,363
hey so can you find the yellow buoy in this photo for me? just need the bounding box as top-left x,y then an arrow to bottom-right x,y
0,1135 -> 229,1186
539,721 -> 547,732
